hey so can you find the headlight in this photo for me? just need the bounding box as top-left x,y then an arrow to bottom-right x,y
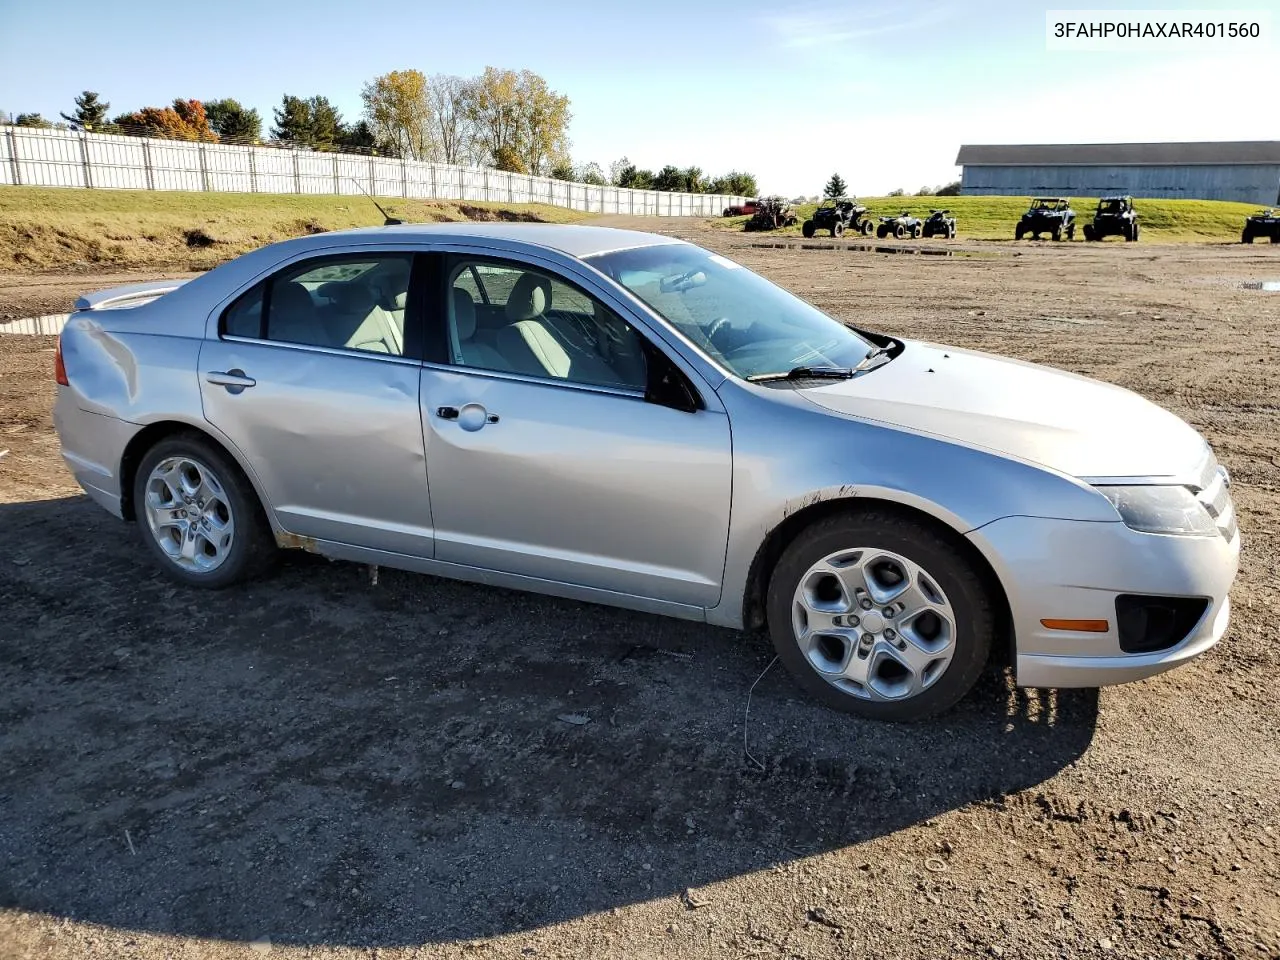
1096,485 -> 1218,537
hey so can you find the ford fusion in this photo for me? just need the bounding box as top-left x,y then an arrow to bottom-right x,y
52,225 -> 1240,720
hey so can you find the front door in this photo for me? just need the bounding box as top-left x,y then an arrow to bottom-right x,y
420,255 -> 732,607
200,251 -> 434,556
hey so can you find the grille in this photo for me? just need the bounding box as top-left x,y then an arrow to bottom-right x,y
1194,457 -> 1237,542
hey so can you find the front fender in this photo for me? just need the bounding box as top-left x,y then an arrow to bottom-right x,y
706,381 -> 1114,629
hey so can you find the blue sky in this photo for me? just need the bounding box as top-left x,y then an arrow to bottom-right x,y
1,0 -> 1274,195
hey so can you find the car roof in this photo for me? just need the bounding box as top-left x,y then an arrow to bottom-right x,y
287,223 -> 685,259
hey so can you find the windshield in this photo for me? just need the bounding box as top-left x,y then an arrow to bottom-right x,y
587,244 -> 875,379
1099,199 -> 1123,212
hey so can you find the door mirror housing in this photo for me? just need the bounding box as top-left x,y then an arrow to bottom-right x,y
643,342 -> 703,413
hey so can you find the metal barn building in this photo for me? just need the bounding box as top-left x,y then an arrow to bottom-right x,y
956,142 -> 1280,204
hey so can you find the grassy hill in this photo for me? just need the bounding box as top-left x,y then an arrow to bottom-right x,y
717,195 -> 1263,242
0,187 -> 589,270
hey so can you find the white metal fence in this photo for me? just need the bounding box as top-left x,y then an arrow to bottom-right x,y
0,125 -> 747,217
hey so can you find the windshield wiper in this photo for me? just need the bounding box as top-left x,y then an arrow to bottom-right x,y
852,345 -> 894,372
747,365 -> 855,383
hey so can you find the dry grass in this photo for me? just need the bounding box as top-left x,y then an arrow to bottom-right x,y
0,187 -> 590,270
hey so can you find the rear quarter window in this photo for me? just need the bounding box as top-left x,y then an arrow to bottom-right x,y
223,284 -> 264,338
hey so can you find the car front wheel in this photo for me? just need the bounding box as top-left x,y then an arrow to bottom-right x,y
133,434 -> 277,588
766,510 -> 994,721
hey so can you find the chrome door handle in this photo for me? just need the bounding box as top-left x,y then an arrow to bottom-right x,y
206,369 -> 256,389
438,403 -> 499,431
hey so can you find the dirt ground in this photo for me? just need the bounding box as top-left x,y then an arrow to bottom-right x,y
2,222 -> 1279,960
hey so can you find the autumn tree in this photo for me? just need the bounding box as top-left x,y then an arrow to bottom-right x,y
467,67 -> 570,176
823,173 -> 848,198
492,144 -> 527,174
60,91 -> 109,130
114,100 -> 216,141
362,70 -> 433,161
205,98 -> 262,142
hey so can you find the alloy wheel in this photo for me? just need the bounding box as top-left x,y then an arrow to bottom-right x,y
791,547 -> 957,701
142,456 -> 235,573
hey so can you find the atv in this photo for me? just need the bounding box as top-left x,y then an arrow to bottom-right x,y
921,209 -> 957,239
1083,195 -> 1139,241
1015,197 -> 1076,241
876,211 -> 923,239
1241,208 -> 1280,243
744,196 -> 798,231
802,197 -> 875,238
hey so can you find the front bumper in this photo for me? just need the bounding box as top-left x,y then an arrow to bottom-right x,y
967,515 -> 1239,688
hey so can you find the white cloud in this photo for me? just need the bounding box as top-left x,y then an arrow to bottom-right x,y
761,2 -> 959,48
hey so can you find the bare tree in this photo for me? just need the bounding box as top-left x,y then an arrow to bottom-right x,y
428,74 -> 473,166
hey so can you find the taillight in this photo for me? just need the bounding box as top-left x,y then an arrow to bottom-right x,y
54,335 -> 68,386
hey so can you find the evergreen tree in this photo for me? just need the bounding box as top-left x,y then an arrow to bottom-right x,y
205,99 -> 262,142
823,173 -> 848,198
271,95 -> 313,144
60,91 -> 109,130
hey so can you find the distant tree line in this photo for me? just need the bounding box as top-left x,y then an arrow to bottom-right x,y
6,78 -> 758,194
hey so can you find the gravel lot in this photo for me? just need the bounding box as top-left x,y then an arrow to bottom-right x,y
2,222 -> 1278,960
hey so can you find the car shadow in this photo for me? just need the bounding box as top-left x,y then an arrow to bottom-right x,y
0,496 -> 1099,946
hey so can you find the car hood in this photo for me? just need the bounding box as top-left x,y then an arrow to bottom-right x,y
798,341 -> 1207,479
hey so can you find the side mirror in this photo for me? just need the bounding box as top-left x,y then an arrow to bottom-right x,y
644,342 -> 702,413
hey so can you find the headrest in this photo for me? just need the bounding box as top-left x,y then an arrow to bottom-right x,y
392,290 -> 408,310
505,273 -> 551,322
452,288 -> 477,340
272,281 -> 313,316
327,282 -> 376,313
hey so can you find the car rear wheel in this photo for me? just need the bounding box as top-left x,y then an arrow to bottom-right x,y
833,221 -> 845,237
766,510 -> 994,721
861,220 -> 875,236
133,434 -> 277,588
802,220 -> 815,238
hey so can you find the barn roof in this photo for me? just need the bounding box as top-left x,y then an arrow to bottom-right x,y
956,142 -> 1280,167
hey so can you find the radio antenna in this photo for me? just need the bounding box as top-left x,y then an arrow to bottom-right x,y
350,177 -> 403,225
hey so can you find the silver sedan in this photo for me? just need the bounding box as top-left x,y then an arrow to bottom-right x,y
52,224 -> 1240,720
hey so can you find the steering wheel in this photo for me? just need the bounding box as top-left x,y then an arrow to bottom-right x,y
706,317 -> 732,347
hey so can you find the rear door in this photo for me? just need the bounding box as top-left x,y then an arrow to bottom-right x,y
199,249 -> 435,556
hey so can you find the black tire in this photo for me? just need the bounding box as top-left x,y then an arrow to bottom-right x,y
833,221 -> 845,237
949,225 -> 956,239
911,225 -> 922,239
1015,224 -> 1025,240
1083,224 -> 1096,241
1052,226 -> 1062,242
132,432 -> 277,589
894,223 -> 906,239
766,509 -> 995,721
861,220 -> 874,236
1066,223 -> 1075,241
922,227 -> 933,239
1271,233 -> 1279,244
1243,232 -> 1253,244
877,225 -> 888,239
802,220 -> 816,238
